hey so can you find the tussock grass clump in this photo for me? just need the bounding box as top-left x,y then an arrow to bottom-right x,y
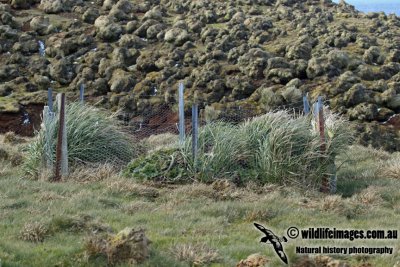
24,103 -> 139,179
382,153 -> 400,179
181,109 -> 352,187
182,122 -> 247,182
171,243 -> 220,266
84,227 -> 151,265
19,222 -> 49,242
125,109 -> 352,188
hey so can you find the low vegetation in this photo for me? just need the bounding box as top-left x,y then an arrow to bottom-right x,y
125,110 -> 353,189
0,106 -> 398,266
0,141 -> 399,266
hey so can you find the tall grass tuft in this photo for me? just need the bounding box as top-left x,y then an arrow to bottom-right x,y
24,102 -> 139,179
181,121 -> 247,182
180,109 -> 353,187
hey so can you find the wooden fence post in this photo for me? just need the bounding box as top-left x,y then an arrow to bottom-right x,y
178,82 -> 185,144
316,96 -> 330,193
192,103 -> 199,170
54,93 -> 68,181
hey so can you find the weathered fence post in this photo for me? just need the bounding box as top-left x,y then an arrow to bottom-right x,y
192,103 -> 199,170
48,88 -> 53,113
80,83 -> 85,103
54,93 -> 68,181
42,106 -> 53,171
178,82 -> 185,144
38,40 -> 45,57
315,96 -> 330,193
303,94 -> 310,115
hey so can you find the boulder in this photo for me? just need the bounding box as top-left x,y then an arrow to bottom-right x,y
146,24 -> 166,40
1,11 -> 19,28
266,57 -> 290,70
306,57 -> 331,79
290,59 -> 308,79
380,63 -> 400,80
109,0 -> 135,21
286,43 -> 312,60
30,16 -> 50,35
356,65 -> 376,81
327,50 -> 349,69
32,74 -> 50,90
387,95 -> 400,111
108,69 -> 135,93
11,0 -> 34,9
82,8 -> 100,24
343,83 -> 367,107
377,107 -> 395,121
164,28 -> 189,46
265,68 -> 294,84
134,19 -> 158,37
97,23 -> 122,41
102,0 -> 117,10
363,46 -> 385,65
39,0 -> 76,13
237,48 -> 271,78
143,6 -> 163,21
387,49 -> 400,63
333,71 -> 361,95
348,103 -> 378,121
119,34 -> 147,49
49,58 -> 75,85
243,16 -> 273,31
94,16 -> 122,41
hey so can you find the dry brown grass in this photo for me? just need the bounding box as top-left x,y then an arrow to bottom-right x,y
236,253 -> 268,267
352,186 -> 383,206
293,255 -> 350,267
121,201 -> 155,215
170,243 -> 220,266
19,222 -> 49,242
38,191 -> 66,202
104,178 -> 160,198
3,131 -> 26,144
145,133 -> 178,152
166,182 -> 244,203
67,163 -> 118,183
320,195 -> 346,212
382,154 -> 400,179
0,133 -> 25,169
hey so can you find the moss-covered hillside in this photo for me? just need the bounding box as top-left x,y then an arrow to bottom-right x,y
0,0 -> 399,149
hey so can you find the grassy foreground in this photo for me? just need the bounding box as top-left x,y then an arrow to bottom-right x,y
0,136 -> 400,266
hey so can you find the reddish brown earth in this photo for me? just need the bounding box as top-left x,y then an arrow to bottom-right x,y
0,104 -> 43,136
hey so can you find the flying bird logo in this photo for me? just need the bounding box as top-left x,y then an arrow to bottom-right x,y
254,223 -> 288,265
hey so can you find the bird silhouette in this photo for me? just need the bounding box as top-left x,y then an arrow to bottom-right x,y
254,223 -> 288,265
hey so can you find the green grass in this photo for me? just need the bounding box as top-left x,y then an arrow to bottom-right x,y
176,110 -> 353,187
23,102 -> 140,179
1,142 -> 400,266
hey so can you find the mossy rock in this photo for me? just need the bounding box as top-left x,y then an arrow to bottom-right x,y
123,148 -> 189,183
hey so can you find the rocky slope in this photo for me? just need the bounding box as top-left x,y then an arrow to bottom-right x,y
0,0 -> 399,150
